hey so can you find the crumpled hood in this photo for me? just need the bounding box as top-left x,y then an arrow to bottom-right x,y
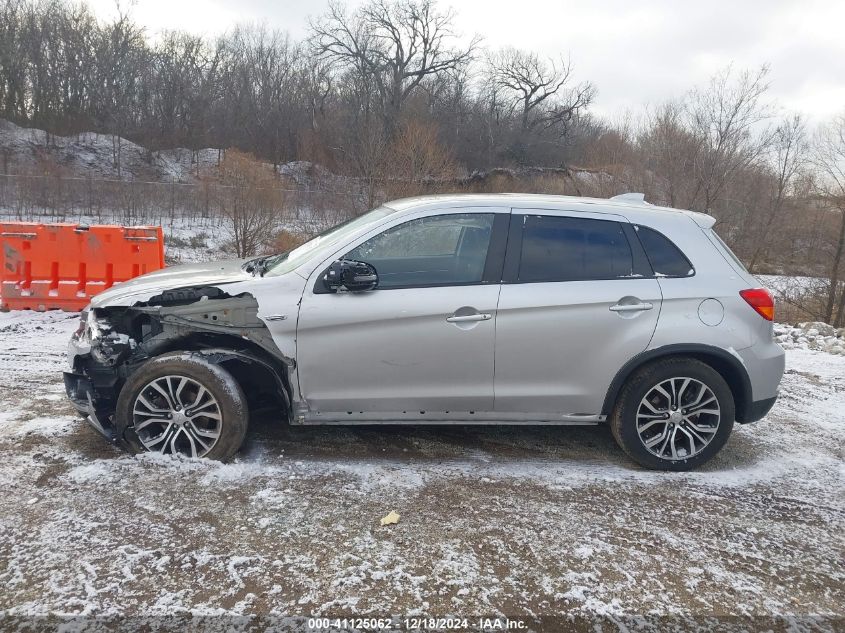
90,259 -> 252,308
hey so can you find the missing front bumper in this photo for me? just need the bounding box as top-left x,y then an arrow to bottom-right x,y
63,371 -> 116,442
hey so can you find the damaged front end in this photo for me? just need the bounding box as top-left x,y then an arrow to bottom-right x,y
65,308 -> 137,441
64,285 -> 294,447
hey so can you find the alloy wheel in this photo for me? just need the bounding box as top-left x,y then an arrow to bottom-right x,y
636,377 -> 721,461
132,375 -> 222,458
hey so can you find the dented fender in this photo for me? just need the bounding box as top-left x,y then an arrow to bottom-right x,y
89,258 -> 253,308
67,261 -> 310,426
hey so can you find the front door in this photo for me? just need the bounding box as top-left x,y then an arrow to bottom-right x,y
296,210 -> 507,420
495,211 -> 662,417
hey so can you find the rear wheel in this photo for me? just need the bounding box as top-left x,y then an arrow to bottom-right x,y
115,352 -> 248,461
610,357 -> 735,471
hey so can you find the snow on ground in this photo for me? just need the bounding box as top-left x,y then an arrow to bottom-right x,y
0,310 -> 842,631
757,274 -> 827,295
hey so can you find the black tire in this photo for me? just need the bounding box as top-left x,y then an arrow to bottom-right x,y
610,357 -> 735,471
115,352 -> 248,461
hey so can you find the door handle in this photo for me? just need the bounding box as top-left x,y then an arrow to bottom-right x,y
609,302 -> 653,312
446,313 -> 492,323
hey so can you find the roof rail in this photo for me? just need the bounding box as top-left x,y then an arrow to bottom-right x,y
610,192 -> 648,204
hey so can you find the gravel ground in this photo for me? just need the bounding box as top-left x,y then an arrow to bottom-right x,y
0,310 -> 842,632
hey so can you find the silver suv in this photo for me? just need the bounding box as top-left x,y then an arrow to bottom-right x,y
64,194 -> 785,470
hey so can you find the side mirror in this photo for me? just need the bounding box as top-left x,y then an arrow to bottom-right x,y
323,259 -> 379,293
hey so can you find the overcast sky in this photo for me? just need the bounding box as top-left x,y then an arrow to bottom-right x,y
88,0 -> 845,123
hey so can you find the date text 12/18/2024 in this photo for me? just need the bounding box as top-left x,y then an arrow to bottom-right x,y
307,617 -> 528,630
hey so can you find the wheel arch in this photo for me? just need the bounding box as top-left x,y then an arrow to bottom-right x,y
602,344 -> 752,423
143,332 -> 292,420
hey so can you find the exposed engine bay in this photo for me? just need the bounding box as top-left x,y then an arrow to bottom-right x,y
64,286 -> 294,447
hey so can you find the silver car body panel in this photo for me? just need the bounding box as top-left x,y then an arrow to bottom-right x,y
297,283 -> 500,415
296,206 -> 505,419
75,193 -> 784,425
89,259 -> 254,308
494,209 -> 662,415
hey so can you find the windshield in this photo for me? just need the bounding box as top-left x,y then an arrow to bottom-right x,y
264,207 -> 394,276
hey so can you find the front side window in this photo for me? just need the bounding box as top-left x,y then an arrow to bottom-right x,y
518,215 -> 635,282
345,213 -> 495,288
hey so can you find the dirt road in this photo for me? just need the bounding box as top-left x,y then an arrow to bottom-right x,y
0,311 -> 842,632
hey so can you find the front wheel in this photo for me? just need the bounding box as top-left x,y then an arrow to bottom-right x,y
115,352 -> 248,461
610,358 -> 735,471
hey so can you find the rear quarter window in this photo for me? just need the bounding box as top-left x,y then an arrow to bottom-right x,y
635,225 -> 694,277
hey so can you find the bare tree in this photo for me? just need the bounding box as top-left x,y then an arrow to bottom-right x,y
3,0 -> 844,305
93,7 -> 147,177
482,48 -> 594,165
487,48 -> 594,133
747,114 -> 807,272
812,112 -> 845,325
302,57 -> 333,133
0,0 -> 28,121
638,102 -> 702,207
213,150 -> 283,257
310,0 -> 479,134
151,30 -> 220,159
382,118 -> 458,197
687,65 -> 773,212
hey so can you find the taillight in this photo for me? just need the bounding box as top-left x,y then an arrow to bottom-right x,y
740,288 -> 774,321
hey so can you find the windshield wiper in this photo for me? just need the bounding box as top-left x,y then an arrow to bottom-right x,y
243,256 -> 267,276
255,257 -> 272,277
244,253 -> 288,277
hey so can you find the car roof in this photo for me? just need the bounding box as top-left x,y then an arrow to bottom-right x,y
383,193 -> 716,229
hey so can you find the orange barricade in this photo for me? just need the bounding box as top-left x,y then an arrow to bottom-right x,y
0,222 -> 165,312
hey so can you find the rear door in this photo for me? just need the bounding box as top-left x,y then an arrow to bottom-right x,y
494,210 -> 662,417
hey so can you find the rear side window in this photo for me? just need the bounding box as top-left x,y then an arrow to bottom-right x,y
635,226 -> 694,277
518,215 -> 635,282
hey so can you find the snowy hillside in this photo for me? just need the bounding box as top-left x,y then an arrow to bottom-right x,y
0,119 -> 218,182
0,119 -> 341,186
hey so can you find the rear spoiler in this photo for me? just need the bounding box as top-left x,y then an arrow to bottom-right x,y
609,193 -> 716,228
686,211 -> 716,228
